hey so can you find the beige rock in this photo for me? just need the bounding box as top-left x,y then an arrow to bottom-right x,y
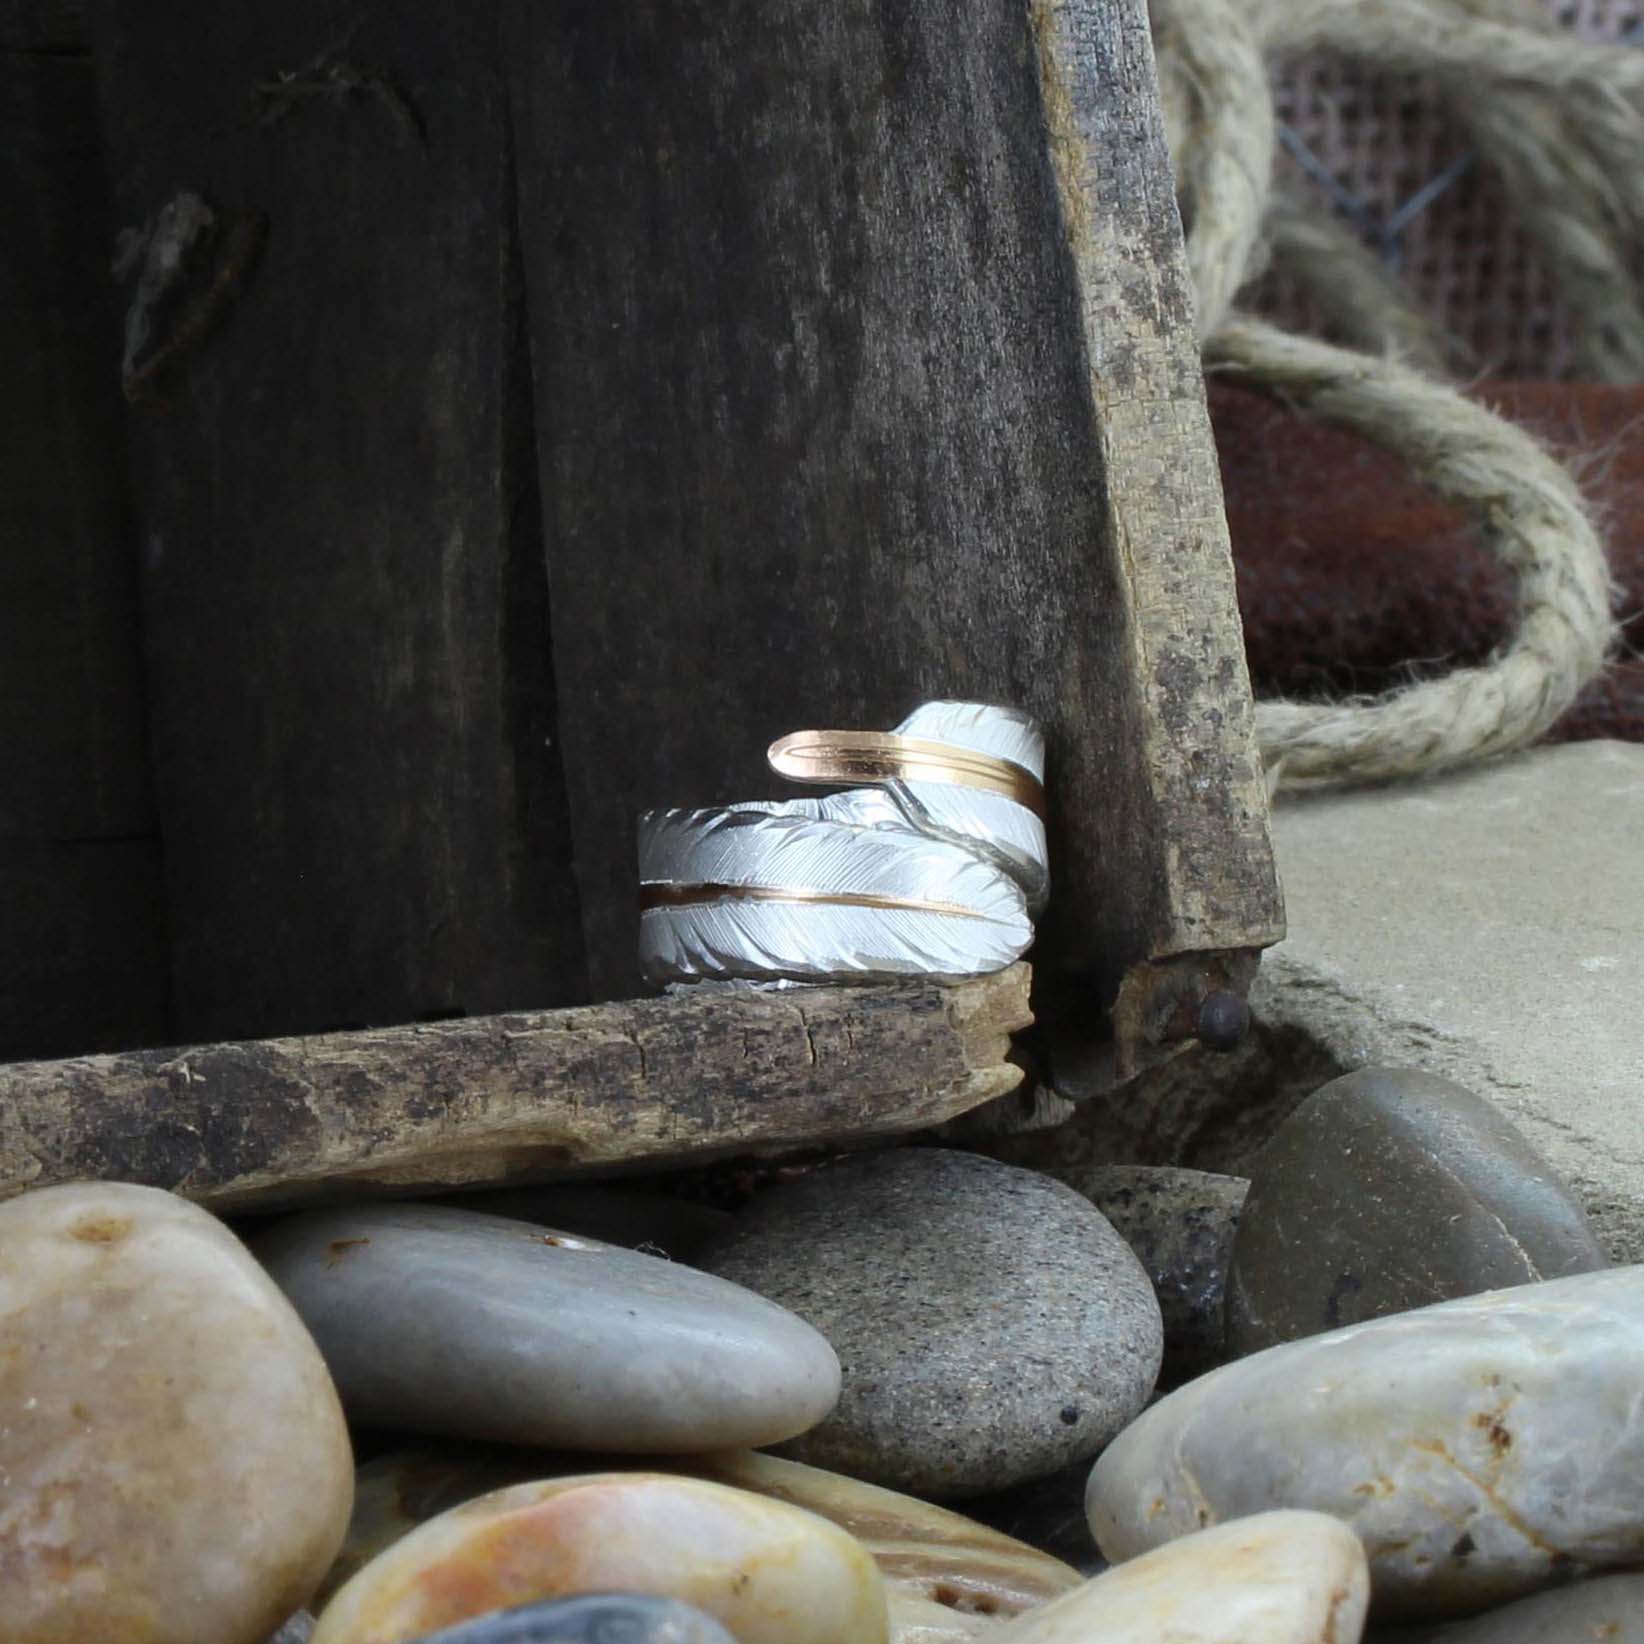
1088,1268 -> 1644,1618
310,1472 -> 890,1644
990,1512 -> 1368,1643
0,1182 -> 353,1644
886,1591 -> 999,1643
319,1445 -> 1078,1641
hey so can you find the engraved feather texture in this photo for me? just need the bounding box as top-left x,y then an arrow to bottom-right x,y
636,703 -> 1047,985
896,701 -> 1044,776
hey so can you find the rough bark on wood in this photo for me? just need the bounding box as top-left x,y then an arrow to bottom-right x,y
509,0 -> 1283,1023
0,966 -> 1032,1212
0,45 -> 169,1059
92,0 -> 586,1045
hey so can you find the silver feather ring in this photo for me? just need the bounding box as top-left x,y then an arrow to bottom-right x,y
636,701 -> 1048,985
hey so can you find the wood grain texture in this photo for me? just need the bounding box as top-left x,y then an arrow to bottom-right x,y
0,0 -> 83,51
0,51 -> 147,846
0,965 -> 1032,1211
1033,0 -> 1281,958
510,0 -> 1282,1012
0,848 -> 169,1063
0,47 -> 169,1058
93,0 -> 586,1044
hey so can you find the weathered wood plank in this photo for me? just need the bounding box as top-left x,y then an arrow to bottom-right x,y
0,848 -> 170,1063
92,0 -> 586,1044
0,46 -> 169,1059
0,966 -> 1032,1211
0,50 -> 147,844
1033,0 -> 1281,959
508,0 -> 1282,1043
0,0 -> 83,52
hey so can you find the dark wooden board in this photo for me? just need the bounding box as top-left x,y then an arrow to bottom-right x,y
92,0 -> 587,1043
0,0 -> 83,51
0,965 -> 1032,1211
0,45 -> 169,1058
0,847 -> 170,1062
0,51 -> 146,845
86,0 -> 1278,1072
509,0 -> 1283,1022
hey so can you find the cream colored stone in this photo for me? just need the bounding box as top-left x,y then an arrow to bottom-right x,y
0,1182 -> 353,1644
992,1512 -> 1368,1643
1088,1267 -> 1644,1618
886,1591 -> 998,1643
310,1472 -> 890,1644
320,1446 -> 1076,1640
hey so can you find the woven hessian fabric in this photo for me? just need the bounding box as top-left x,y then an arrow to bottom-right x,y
1257,0 -> 1643,378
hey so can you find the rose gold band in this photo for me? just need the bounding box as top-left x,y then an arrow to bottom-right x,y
638,880 -> 999,922
766,730 -> 1045,819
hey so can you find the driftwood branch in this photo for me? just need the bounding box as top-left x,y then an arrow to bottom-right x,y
0,965 -> 1032,1212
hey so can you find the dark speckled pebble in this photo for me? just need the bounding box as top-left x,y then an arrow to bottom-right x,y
412,1594 -> 737,1643
1227,1067 -> 1608,1356
699,1147 -> 1163,1499
1053,1165 -> 1247,1385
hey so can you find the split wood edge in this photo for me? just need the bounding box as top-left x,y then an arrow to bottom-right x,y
0,964 -> 1033,1212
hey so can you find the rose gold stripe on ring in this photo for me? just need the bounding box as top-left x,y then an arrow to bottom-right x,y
766,730 -> 1046,820
638,881 -> 1003,922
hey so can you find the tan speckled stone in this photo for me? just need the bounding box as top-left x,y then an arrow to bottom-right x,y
700,1149 -> 1163,1497
0,1182 -> 353,1644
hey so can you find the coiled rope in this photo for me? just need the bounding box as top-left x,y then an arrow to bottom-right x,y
1150,0 -> 1625,787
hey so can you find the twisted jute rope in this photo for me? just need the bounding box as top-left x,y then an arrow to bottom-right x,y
1149,0 -> 1626,788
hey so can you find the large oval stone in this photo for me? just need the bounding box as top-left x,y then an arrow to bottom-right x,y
317,1443 -> 1081,1637
309,1473 -> 889,1644
1227,1068 -> 1606,1355
253,1204 -> 839,1450
0,1182 -> 353,1644
987,1512 -> 1368,1643
700,1148 -> 1163,1497
1087,1266 -> 1644,1618
1371,1572 -> 1644,1643
410,1594 -> 736,1643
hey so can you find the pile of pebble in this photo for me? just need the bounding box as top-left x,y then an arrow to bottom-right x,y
5,1063 -> 1640,1643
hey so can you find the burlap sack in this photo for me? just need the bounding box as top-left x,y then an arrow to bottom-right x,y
1257,0 -> 1640,378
